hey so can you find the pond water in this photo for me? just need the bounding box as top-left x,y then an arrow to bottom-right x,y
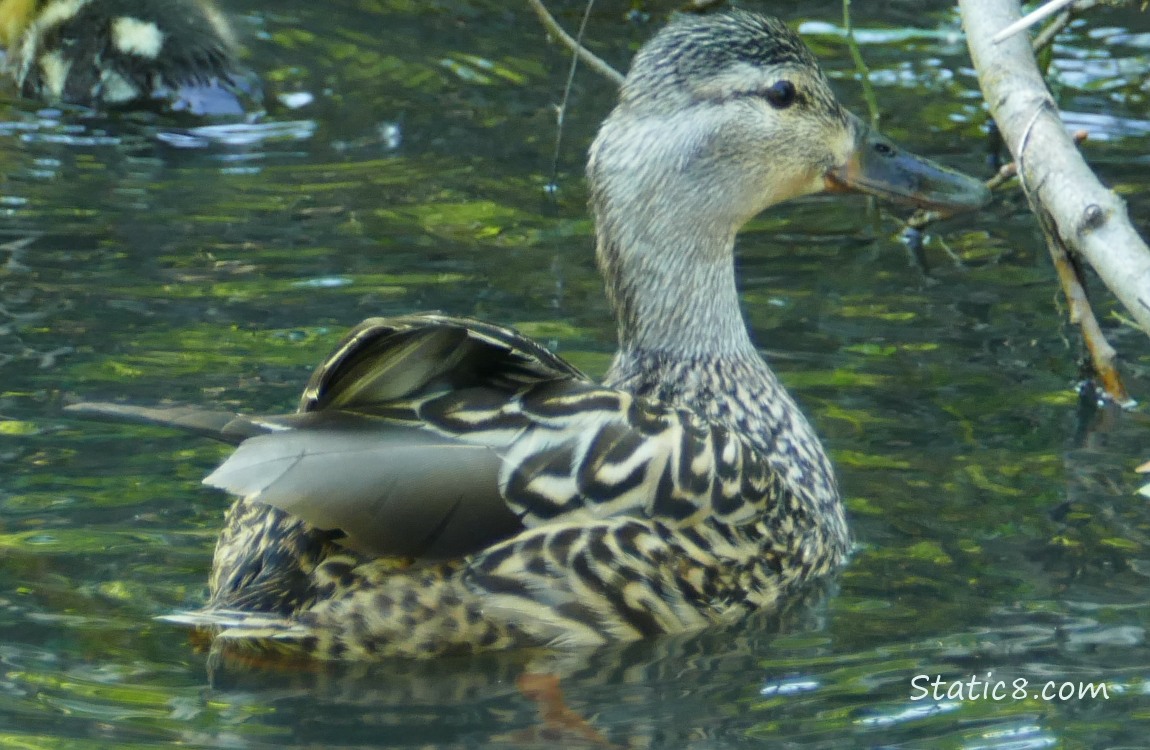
2,0 -> 1149,747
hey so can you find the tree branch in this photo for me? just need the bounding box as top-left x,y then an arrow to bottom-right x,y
960,0 -> 1150,404
525,0 -> 624,86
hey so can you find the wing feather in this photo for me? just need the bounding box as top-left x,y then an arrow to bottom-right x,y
204,414 -> 521,559
68,313 -> 784,561
63,402 -> 268,444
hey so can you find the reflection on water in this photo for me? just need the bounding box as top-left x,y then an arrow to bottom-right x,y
1,0 -> 1148,747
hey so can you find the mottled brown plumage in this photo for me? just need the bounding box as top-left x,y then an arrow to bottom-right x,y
67,10 -> 989,659
0,0 -> 259,114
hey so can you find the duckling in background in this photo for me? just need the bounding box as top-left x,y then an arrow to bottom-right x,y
0,0 -> 259,115
69,11 -> 989,659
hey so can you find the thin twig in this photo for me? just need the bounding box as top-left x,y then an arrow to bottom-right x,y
526,0 -> 624,86
1016,99 -> 1050,197
1045,226 -> 1135,407
1030,9 -> 1073,52
992,0 -> 1077,43
903,162 -> 1017,230
903,126 -> 1130,406
548,0 -> 599,192
903,130 -> 1084,231
996,0 -> 1113,48
842,0 -> 880,128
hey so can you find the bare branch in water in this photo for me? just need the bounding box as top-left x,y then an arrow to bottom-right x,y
961,0 -> 1150,405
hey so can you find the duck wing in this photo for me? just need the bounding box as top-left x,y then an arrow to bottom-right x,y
205,314 -> 777,556
202,411 -> 520,559
296,312 -> 588,411
71,314 -> 779,560
199,314 -> 590,558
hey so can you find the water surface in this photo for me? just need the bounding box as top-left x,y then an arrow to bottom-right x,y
2,1 -> 1149,747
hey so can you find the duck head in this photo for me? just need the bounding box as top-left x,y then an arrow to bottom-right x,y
589,11 -> 989,242
587,11 -> 989,355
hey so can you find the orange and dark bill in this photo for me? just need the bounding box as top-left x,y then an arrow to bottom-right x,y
825,115 -> 991,213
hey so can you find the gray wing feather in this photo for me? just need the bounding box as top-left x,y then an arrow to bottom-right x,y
203,418 -> 523,559
64,402 -> 266,444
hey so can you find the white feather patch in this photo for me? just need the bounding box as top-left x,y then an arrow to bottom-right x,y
99,69 -> 137,102
111,16 -> 164,59
37,50 -> 70,97
35,0 -> 90,31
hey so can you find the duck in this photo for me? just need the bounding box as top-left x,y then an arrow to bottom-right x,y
0,0 -> 259,115
67,10 -> 989,659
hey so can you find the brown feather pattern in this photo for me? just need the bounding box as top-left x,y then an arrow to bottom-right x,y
64,10 -> 927,658
4,0 -> 257,113
182,309 -> 849,656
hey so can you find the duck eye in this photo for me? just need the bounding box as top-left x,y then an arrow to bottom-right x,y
764,80 -> 796,109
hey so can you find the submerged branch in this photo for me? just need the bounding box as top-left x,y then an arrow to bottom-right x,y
1046,229 -> 1134,406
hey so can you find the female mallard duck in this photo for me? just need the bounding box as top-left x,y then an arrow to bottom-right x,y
69,10 -> 988,659
0,0 -> 258,114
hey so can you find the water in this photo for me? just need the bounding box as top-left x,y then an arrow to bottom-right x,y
2,1 -> 1149,747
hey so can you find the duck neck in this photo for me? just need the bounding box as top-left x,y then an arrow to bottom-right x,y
595,214 -> 758,363
594,212 -> 844,521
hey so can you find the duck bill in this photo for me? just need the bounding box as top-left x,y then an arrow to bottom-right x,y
825,116 -> 991,212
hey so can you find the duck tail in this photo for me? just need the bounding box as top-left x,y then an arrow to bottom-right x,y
158,609 -> 314,642
64,401 -> 269,444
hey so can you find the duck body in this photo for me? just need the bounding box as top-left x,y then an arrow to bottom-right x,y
0,0 -> 258,114
188,313 -> 849,658
69,11 -> 988,659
